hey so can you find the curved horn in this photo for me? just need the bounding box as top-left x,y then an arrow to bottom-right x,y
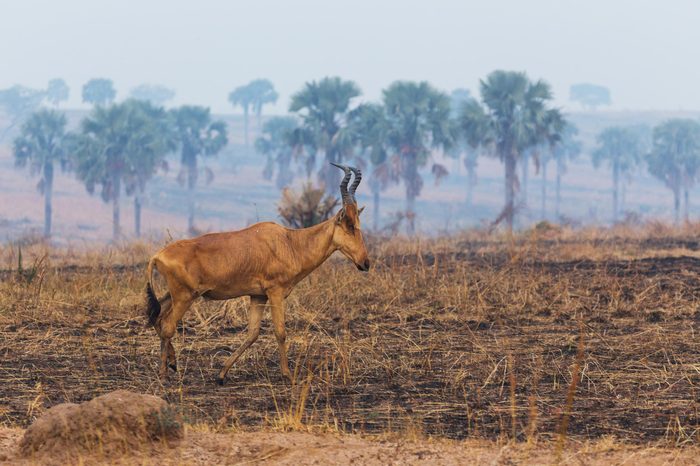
330,162 -> 353,205
349,166 -> 362,202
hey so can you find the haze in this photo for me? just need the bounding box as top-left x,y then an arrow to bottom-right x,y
1,0 -> 696,112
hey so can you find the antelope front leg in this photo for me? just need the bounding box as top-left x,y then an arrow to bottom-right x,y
269,291 -> 292,382
216,295 -> 265,385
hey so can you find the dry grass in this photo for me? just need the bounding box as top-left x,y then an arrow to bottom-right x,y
1,221 -> 700,449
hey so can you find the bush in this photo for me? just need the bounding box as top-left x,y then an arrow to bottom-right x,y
278,183 -> 339,228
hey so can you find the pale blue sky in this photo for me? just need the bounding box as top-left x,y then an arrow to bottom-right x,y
1,0 -> 697,113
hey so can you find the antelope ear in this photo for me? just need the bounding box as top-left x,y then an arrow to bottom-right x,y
358,206 -> 365,215
335,208 -> 346,225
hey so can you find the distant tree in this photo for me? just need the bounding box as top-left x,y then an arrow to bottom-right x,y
129,84 -> 176,105
228,84 -> 255,146
74,103 -> 130,240
569,83 -> 611,110
248,79 -> 278,130
450,88 -> 480,208
82,78 -> 116,106
289,77 -> 361,190
646,119 -> 700,223
74,101 -> 173,239
382,81 -> 452,234
592,126 -> 644,223
171,105 -> 228,234
255,116 -> 298,189
348,102 -> 393,230
13,110 -> 72,238
123,100 -> 176,237
46,79 -> 70,107
460,71 -> 564,231
551,123 -> 581,219
0,85 -> 46,141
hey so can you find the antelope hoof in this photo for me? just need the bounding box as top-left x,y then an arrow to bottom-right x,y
169,363 -> 177,373
215,376 -> 226,386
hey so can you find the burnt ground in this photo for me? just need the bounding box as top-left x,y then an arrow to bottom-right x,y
1,243 -> 700,444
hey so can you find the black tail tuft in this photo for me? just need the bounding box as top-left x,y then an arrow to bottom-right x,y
146,282 -> 161,327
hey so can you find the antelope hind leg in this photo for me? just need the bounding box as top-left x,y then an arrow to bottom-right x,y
159,293 -> 178,372
158,294 -> 192,380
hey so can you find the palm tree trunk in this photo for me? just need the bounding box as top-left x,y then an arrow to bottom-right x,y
555,156 -> 563,220
256,107 -> 262,132
621,182 -> 626,214
187,154 -> 198,234
684,185 -> 690,222
373,188 -> 380,231
673,184 -> 681,224
541,161 -> 547,220
406,150 -> 418,235
521,151 -> 529,209
612,160 -> 619,223
243,106 -> 249,147
466,164 -> 475,207
112,173 -> 121,241
43,162 -> 54,238
504,153 -> 516,232
134,191 -> 142,238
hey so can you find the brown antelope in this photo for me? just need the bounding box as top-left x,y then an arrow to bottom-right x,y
145,163 -> 369,384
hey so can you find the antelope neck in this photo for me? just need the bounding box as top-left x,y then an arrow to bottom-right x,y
288,218 -> 337,273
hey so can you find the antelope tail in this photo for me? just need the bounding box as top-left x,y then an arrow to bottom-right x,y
145,257 -> 161,327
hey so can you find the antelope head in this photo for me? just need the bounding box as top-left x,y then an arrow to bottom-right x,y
331,163 -> 370,272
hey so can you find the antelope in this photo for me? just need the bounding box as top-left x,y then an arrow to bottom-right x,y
145,163 -> 370,384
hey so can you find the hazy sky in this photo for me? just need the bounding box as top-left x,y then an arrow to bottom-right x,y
1,0 -> 698,113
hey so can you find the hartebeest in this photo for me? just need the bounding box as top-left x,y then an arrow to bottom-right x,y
145,163 -> 369,384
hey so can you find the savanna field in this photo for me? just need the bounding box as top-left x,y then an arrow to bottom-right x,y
2,223 -> 700,464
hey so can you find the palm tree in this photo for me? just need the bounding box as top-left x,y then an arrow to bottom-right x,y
13,109 -> 72,238
228,84 -> 255,146
552,123 -> 581,219
171,105 -> 228,234
449,89 -> 480,208
123,101 -> 176,237
82,78 -> 116,106
646,119 -> 700,223
460,71 -> 563,231
248,79 -> 279,130
348,103 -> 392,230
289,77 -> 361,190
74,101 -> 173,240
382,81 -> 452,234
255,116 -> 298,189
74,103 -> 131,240
592,127 -> 644,223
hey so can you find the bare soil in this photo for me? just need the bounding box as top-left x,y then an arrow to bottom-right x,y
3,427 -> 700,465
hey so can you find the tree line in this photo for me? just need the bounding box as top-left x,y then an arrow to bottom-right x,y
12,100 -> 227,239
6,71 -> 700,240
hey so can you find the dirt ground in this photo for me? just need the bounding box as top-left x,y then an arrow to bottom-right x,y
2,427 -> 700,465
1,228 -> 700,462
